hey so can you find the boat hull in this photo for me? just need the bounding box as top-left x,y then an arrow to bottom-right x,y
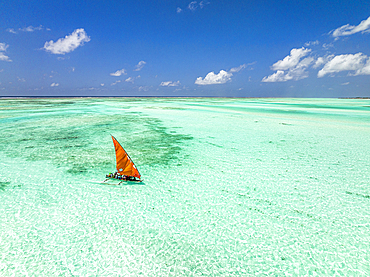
105,177 -> 143,183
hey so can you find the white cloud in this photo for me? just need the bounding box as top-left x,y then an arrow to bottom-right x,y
262,70 -> 292,82
43,28 -> 90,55
111,80 -> 122,86
100,83 -> 105,86
125,76 -> 142,83
317,53 -> 368,77
230,64 -> 247,73
0,43 -> 9,52
134,61 -> 146,71
313,57 -> 326,69
0,43 -> 11,62
262,56 -> 314,82
199,1 -> 209,8
299,57 -> 315,67
229,62 -> 255,73
160,81 -> 181,87
288,57 -> 314,78
353,57 -> 370,76
20,25 -> 43,32
57,56 -> 69,60
188,1 -> 209,11
139,86 -> 150,92
188,1 -> 198,11
195,70 -> 233,85
322,43 -> 334,50
50,82 -> 59,87
7,25 -> 44,34
332,16 -> 370,38
304,40 -> 319,47
6,28 -> 16,34
271,47 -> 311,71
177,7 -> 182,13
110,68 -> 127,76
341,82 -> 350,85
125,77 -> 134,83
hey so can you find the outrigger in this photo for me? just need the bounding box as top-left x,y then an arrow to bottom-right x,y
105,135 -> 142,184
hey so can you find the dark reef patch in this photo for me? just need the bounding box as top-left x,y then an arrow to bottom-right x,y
345,191 -> 370,199
0,181 -> 11,191
0,99 -> 193,176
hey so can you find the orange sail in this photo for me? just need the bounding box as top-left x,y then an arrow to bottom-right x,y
111,135 -> 141,178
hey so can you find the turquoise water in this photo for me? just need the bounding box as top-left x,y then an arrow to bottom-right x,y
0,98 -> 369,275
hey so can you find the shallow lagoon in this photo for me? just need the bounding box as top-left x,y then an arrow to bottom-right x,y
0,98 -> 369,275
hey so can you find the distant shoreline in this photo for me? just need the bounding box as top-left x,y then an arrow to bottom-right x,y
1,96 -> 369,99
339,97 -> 370,99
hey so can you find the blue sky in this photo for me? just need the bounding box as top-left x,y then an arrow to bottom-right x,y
1,0 -> 370,97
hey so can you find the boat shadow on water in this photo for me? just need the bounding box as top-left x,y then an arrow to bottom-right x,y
87,179 -> 145,186
102,181 -> 145,186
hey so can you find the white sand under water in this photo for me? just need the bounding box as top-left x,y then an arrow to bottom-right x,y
0,98 -> 369,275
